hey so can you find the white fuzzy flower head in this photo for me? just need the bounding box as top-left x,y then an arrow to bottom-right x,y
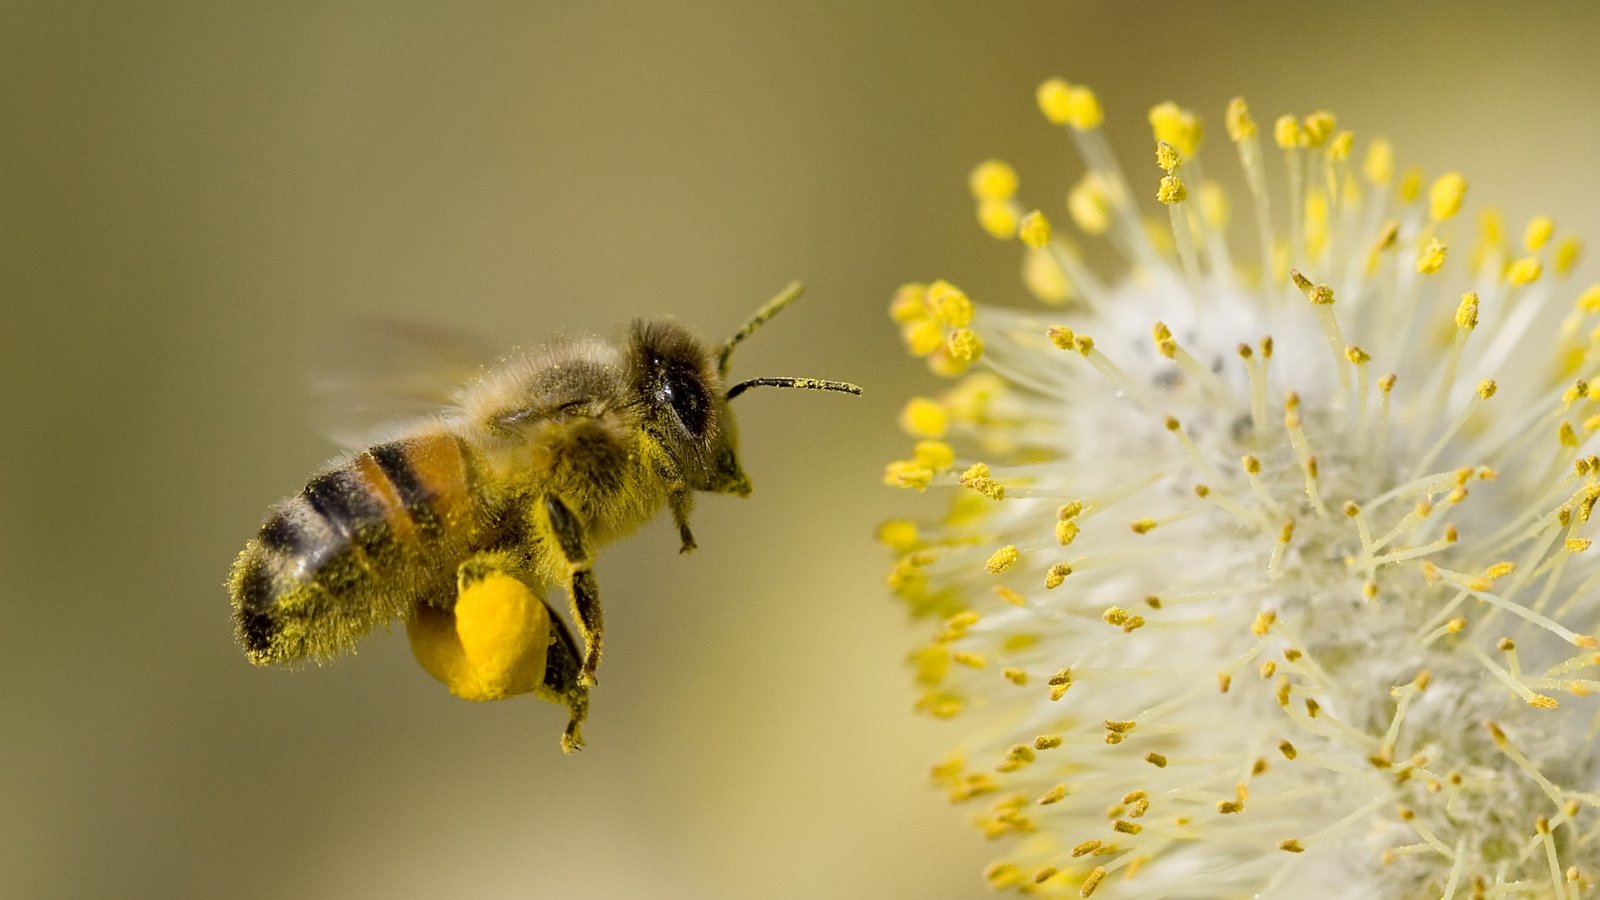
883,81 -> 1600,898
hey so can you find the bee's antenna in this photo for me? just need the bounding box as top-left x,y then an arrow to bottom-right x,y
725,377 -> 862,401
718,281 -> 806,377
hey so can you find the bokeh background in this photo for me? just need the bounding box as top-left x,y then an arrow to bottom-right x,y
7,2 -> 1600,897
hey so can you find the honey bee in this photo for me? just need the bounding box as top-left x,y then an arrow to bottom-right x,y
228,282 -> 859,752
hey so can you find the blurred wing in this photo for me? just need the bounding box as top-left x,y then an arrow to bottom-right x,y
311,318 -> 502,450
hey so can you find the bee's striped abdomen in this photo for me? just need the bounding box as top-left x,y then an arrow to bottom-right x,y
230,432 -> 479,665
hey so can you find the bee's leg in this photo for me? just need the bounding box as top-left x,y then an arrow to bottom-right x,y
669,488 -> 696,554
542,494 -> 602,687
537,608 -> 590,753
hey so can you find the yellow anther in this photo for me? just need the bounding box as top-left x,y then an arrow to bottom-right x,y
984,545 -> 1019,574
888,283 -> 928,323
1036,78 -> 1074,124
899,397 -> 948,438
1058,501 -> 1083,520
1044,562 -> 1072,589
1399,167 -> 1423,203
927,280 -> 974,327
1056,519 -> 1079,546
1525,215 -> 1555,251
1478,379 -> 1497,399
1157,174 -> 1187,205
1455,292 -> 1479,330
1129,518 -> 1157,534
1429,172 -> 1467,222
1557,236 -> 1582,273
1279,839 -> 1306,853
875,519 -> 919,552
983,863 -> 1023,888
1485,720 -> 1508,745
1416,238 -> 1448,275
1561,421 -> 1580,447
1364,139 -> 1394,186
1081,866 -> 1108,897
883,460 -> 933,491
959,462 -> 1006,500
1155,141 -> 1181,173
1578,285 -> 1600,314
1036,78 -> 1102,130
1483,561 -> 1516,580
1067,173 -> 1112,235
995,586 -> 1028,608
1274,115 -> 1304,149
1027,734 -> 1061,752
1218,672 -> 1232,693
1242,454 -> 1262,474
1225,97 -> 1256,141
1148,101 -> 1201,159
1328,130 -> 1354,161
1507,256 -> 1543,285
1301,111 -> 1336,146
948,328 -> 984,362
1018,210 -> 1052,249
1104,719 -> 1136,734
952,650 -> 986,668
1113,820 -> 1142,835
1375,221 -> 1400,251
1252,610 -> 1277,636
1569,538 -> 1592,553
1279,740 -> 1298,760
912,440 -> 955,471
976,199 -> 1018,240
1144,752 -> 1168,767
1071,839 -> 1102,858
969,160 -> 1019,202
903,318 -> 945,356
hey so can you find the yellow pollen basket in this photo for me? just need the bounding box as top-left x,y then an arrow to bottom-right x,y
407,571 -> 550,701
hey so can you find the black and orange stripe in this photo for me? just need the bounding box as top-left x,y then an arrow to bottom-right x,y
230,432 -> 482,664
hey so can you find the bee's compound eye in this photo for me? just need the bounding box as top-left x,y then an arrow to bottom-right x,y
659,361 -> 711,437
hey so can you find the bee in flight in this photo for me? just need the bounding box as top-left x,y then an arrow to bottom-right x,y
228,282 -> 859,752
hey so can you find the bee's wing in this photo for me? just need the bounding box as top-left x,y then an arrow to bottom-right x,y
311,318 -> 502,450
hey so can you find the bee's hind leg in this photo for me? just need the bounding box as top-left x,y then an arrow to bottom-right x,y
408,550 -> 589,752
542,494 -> 602,688
538,610 -> 590,753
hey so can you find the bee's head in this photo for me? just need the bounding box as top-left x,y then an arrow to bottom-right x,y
629,318 -> 749,496
629,282 -> 859,497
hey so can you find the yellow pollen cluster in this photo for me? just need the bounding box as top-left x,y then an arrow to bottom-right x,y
891,280 -> 984,374
884,78 -> 1600,899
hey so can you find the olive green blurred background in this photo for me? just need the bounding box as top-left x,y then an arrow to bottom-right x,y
6,3 -> 1600,898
